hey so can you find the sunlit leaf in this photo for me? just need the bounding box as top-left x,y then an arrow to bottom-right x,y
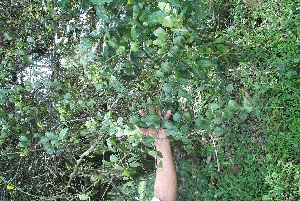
153,27 -> 166,37
6,184 -> 14,190
130,41 -> 139,52
162,16 -> 174,28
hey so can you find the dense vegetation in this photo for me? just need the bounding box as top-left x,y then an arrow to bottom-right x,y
1,0 -> 299,200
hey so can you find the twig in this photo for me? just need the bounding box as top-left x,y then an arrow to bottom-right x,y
67,136 -> 102,186
209,134 -> 221,173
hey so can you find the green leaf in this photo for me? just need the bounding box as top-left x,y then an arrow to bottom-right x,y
243,97 -> 253,112
209,103 -> 220,110
123,66 -> 135,75
158,2 -> 171,12
19,136 -> 29,142
27,36 -> 35,43
147,12 -> 168,25
214,127 -> 223,136
131,26 -> 137,41
79,194 -> 89,200
91,0 -> 112,5
198,60 -> 212,67
239,110 -> 248,121
227,100 -> 239,111
163,83 -> 173,93
129,162 -> 140,167
95,5 -> 108,20
162,16 -> 174,28
161,62 -> 171,72
59,128 -> 68,140
110,154 -> 118,162
155,70 -> 164,78
213,117 -> 222,125
183,112 -> 193,122
153,27 -> 166,38
173,112 -> 181,122
64,93 -> 71,100
226,84 -> 234,93
163,121 -> 174,129
117,46 -> 126,54
5,33 -> 13,40
46,132 -> 57,140
123,169 -> 130,177
130,41 -> 139,52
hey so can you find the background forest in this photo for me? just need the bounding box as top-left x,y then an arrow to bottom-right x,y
1,0 -> 299,200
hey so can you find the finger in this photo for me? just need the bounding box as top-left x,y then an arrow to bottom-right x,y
157,109 -> 162,117
164,110 -> 172,120
139,128 -> 148,135
149,106 -> 155,111
138,109 -> 144,116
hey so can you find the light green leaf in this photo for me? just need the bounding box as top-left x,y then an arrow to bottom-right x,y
27,36 -> 35,43
123,169 -> 130,177
64,93 -> 71,100
153,27 -> 166,37
243,97 -> 253,112
117,46 -> 126,54
59,128 -> 68,140
162,16 -> 174,28
123,66 -> 135,75
46,132 -> 56,140
226,84 -> 234,93
183,112 -> 193,122
163,83 -> 173,93
110,154 -> 118,162
131,26 -> 137,41
209,103 -> 220,110
129,162 -> 140,167
147,12 -> 168,25
158,2 -> 171,12
19,136 -> 28,142
91,0 -> 112,5
31,82 -> 40,89
130,41 -> 139,52
155,70 -> 164,78
79,194 -> 89,200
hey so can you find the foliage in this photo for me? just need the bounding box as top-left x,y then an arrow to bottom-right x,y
0,0 -> 299,200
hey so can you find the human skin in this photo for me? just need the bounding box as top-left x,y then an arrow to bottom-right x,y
139,109 -> 177,201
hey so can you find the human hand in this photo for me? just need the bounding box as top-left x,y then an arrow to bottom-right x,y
138,107 -> 172,138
